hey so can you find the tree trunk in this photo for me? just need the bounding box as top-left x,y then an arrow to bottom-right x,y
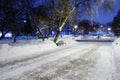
13,33 -> 16,43
53,7 -> 76,44
0,31 -> 9,39
36,27 -> 45,41
0,30 -> 4,39
40,32 -> 45,41
46,28 -> 51,39
54,30 -> 61,43
53,2 -> 82,44
0,35 -> 5,39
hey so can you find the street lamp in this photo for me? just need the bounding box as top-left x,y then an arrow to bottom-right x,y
108,28 -> 111,31
101,25 -> 103,28
23,20 -> 27,23
74,25 -> 78,29
74,25 -> 78,36
0,32 -> 2,37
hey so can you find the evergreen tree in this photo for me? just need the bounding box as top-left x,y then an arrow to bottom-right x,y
112,10 -> 120,37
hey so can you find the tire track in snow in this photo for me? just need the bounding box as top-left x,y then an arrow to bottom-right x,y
0,44 -> 82,74
85,46 -> 116,80
0,44 -> 95,80
7,45 -> 99,80
51,46 -> 100,80
0,45 -> 77,68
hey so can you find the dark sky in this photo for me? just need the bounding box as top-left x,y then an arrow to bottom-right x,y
82,0 -> 120,24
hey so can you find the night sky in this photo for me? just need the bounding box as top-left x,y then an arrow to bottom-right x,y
82,0 -> 120,24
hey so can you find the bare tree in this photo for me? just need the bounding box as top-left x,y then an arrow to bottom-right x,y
112,10 -> 120,37
49,0 -> 114,44
0,0 -> 115,44
0,0 -> 19,42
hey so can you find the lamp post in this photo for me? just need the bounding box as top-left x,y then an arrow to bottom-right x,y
108,28 -> 111,31
107,27 -> 111,34
74,25 -> 78,36
74,25 -> 78,29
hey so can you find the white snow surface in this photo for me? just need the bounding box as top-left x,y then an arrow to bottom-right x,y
0,39 -> 57,62
112,38 -> 120,80
0,37 -> 119,80
0,37 -> 78,63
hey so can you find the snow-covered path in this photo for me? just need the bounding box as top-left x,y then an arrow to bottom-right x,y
0,42 -> 116,80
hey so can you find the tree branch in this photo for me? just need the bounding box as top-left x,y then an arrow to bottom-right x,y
50,0 -> 60,13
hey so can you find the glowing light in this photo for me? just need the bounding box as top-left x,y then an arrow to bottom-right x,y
5,33 -> 12,37
52,31 -> 55,35
23,20 -> 27,23
0,32 -> 2,37
108,28 -> 111,31
101,25 -> 103,28
74,25 -> 78,29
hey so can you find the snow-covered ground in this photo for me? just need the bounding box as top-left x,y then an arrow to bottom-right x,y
0,37 -> 119,80
0,39 -> 57,63
0,37 -> 78,62
112,38 -> 120,80
75,35 -> 116,41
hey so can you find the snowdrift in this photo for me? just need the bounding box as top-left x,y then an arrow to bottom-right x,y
112,38 -> 120,54
112,38 -> 120,79
58,37 -> 78,46
0,38 -> 78,62
0,40 -> 57,62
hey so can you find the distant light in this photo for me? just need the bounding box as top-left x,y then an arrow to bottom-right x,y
74,25 -> 78,29
5,33 -> 12,37
23,20 -> 27,23
101,25 -> 103,28
93,27 -> 96,30
0,32 -> 2,37
52,31 -> 55,35
108,28 -> 111,31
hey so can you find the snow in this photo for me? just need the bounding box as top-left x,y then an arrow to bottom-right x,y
58,37 -> 78,45
76,35 -> 116,41
0,43 -> 94,80
4,32 -> 12,37
86,46 -> 116,80
0,37 -> 78,62
112,38 -> 120,60
112,38 -> 120,80
0,37 -> 119,80
0,39 -> 57,62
